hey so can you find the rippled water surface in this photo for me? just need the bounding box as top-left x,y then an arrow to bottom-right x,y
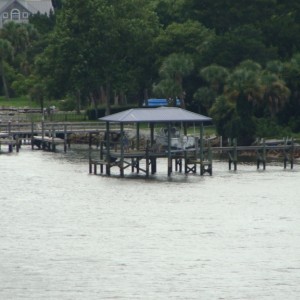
1,146 -> 300,299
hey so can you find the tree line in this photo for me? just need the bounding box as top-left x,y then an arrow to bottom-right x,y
1,0 -> 300,143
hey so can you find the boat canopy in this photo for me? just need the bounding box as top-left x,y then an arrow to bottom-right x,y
99,107 -> 212,124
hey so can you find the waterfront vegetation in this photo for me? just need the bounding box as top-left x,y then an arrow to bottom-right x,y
1,1 -> 300,143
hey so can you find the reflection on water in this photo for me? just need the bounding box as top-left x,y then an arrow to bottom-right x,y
1,145 -> 300,299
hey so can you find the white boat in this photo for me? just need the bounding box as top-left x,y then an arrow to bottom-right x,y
155,127 -> 195,150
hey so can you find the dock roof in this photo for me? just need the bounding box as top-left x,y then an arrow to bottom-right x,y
99,107 -> 212,123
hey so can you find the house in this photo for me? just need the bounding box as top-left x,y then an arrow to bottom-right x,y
0,0 -> 53,28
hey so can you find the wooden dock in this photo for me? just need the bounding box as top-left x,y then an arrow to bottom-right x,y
1,121 -> 299,175
89,139 -> 213,177
0,121 -> 121,152
89,137 -> 299,177
211,138 -> 298,170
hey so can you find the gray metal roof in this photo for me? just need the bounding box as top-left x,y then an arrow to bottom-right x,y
99,107 -> 212,123
0,0 -> 53,15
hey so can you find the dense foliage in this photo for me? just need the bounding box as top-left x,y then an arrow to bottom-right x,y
1,0 -> 300,142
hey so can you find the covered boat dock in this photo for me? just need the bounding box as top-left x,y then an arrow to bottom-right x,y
90,107 -> 212,177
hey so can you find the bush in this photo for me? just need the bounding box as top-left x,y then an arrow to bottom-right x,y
288,117 -> 300,133
58,98 -> 77,111
255,118 -> 291,138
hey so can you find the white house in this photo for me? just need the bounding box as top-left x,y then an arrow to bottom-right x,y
0,0 -> 53,28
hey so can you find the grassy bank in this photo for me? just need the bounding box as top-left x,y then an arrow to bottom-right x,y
0,96 -> 40,108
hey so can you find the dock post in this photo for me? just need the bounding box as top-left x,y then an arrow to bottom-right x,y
64,124 -> 67,152
228,138 -> 237,170
263,140 -> 266,170
206,142 -> 213,176
31,122 -> 34,149
257,139 -> 266,170
100,141 -> 104,174
51,124 -> 55,152
151,158 -> 157,174
184,150 -> 188,174
120,123 -> 124,177
283,137 -> 294,169
283,137 -> 287,169
199,123 -> 204,175
233,138 -> 237,171
89,158 -> 92,174
167,123 -> 172,176
146,140 -> 150,177
291,138 -> 294,169
228,138 -> 233,170
16,135 -> 20,152
106,122 -> 111,176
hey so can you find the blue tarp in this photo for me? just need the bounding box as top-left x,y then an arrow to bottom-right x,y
143,98 -> 181,107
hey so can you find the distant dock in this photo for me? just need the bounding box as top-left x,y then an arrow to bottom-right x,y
0,121 -> 120,153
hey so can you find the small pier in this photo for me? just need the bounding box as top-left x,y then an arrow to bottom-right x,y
89,143 -> 213,177
213,138 -> 298,170
0,121 -> 113,152
90,107 -> 213,178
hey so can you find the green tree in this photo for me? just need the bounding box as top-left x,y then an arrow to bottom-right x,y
151,0 -> 187,26
193,86 -> 216,113
261,71 -> 290,118
153,53 -> 194,107
199,64 -> 229,94
0,39 -> 14,98
279,53 -> 300,128
37,0 -> 159,112
216,60 -> 265,143
204,25 -> 278,67
209,95 -> 236,138
155,20 -> 215,61
184,0 -> 277,34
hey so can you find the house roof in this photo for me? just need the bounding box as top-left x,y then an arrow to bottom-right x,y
99,107 -> 212,123
0,0 -> 53,15
26,0 -> 53,14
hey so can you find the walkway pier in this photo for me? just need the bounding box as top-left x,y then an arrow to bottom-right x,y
0,121 -> 114,152
212,138 -> 298,170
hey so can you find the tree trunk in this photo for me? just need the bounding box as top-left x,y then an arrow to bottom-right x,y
105,82 -> 111,116
100,84 -> 111,115
114,90 -> 119,106
76,89 -> 81,114
0,61 -> 10,99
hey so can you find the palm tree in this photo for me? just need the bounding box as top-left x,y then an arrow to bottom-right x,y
221,60 -> 265,143
193,86 -> 216,113
224,60 -> 264,108
200,64 -> 229,94
261,72 -> 290,118
0,22 -> 39,54
265,60 -> 284,77
154,53 -> 194,107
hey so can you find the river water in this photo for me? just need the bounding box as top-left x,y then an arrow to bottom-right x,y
1,145 -> 300,300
